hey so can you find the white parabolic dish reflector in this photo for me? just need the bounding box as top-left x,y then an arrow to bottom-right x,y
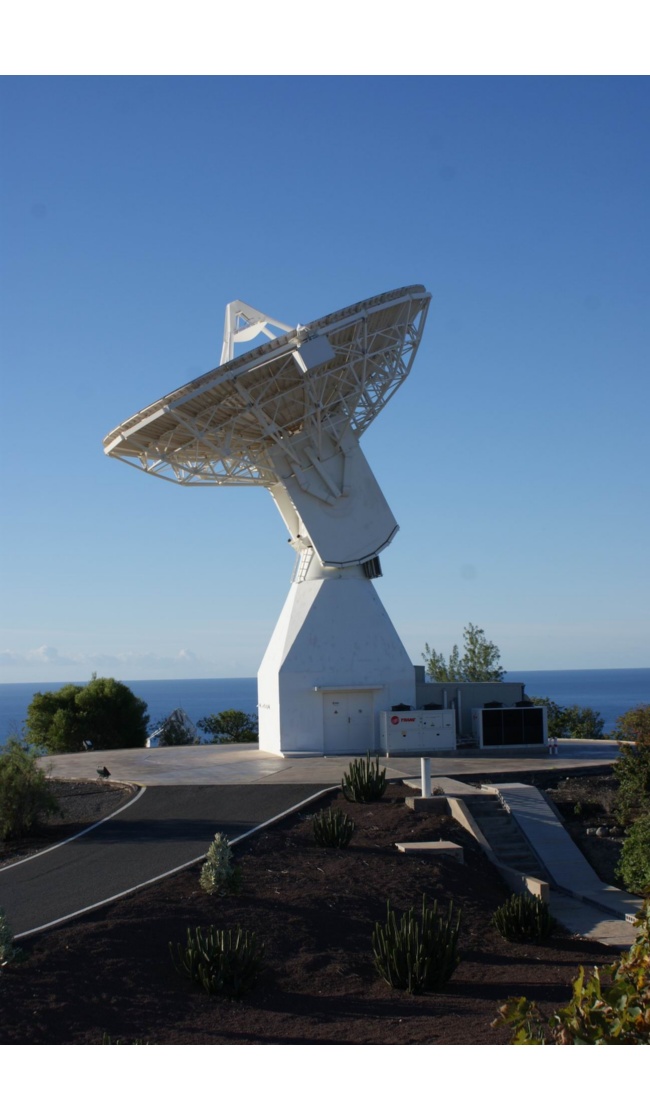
104,285 -> 431,567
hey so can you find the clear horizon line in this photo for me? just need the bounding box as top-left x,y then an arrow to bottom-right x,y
2,665 -> 650,688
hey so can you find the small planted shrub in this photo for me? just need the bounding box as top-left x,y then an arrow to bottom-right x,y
170,926 -> 264,998
616,814 -> 650,895
492,892 -> 556,944
199,832 -> 241,895
313,807 -> 355,848
342,753 -> 387,803
372,896 -> 461,995
494,900 -> 650,1044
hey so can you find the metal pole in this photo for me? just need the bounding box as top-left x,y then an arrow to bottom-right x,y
420,756 -> 432,798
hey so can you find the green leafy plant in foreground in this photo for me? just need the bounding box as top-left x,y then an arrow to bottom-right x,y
0,737 -> 60,840
616,814 -> 650,895
313,807 -> 355,848
372,896 -> 462,994
341,753 -> 387,803
492,892 -> 556,944
613,705 -> 650,825
199,832 -> 241,895
494,900 -> 650,1044
170,926 -> 264,998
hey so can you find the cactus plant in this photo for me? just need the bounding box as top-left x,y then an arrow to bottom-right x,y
372,896 -> 461,994
170,926 -> 264,998
492,892 -> 556,944
342,753 -> 387,803
313,807 -> 355,848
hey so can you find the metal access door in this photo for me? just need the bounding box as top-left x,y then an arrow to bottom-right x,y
323,691 -> 374,755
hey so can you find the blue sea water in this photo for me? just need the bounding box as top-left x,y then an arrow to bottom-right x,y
0,669 -> 648,744
0,677 -> 259,745
504,668 -> 650,735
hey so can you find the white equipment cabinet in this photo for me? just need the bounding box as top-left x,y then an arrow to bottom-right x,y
380,709 -> 456,754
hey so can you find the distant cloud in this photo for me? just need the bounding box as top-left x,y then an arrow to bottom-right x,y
0,645 -> 203,679
0,645 -> 84,667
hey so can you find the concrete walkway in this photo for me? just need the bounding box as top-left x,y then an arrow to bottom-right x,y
36,739 -> 618,787
404,773 -> 641,949
491,782 -> 643,928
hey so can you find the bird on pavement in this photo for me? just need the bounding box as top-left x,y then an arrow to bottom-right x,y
97,766 -> 111,778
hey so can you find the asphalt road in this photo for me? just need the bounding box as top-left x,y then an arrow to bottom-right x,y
0,783 -> 331,938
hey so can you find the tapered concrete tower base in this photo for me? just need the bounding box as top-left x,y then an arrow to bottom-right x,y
258,569 -> 415,756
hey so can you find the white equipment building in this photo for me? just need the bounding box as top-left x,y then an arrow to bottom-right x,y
104,286 -> 440,756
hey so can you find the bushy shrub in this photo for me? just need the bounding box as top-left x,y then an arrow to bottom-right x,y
372,896 -> 461,994
0,738 -> 60,840
494,900 -> 650,1044
313,807 -> 355,848
342,753 -> 387,803
170,926 -> 264,998
492,892 -> 556,944
199,832 -> 240,895
614,705 -> 650,825
617,814 -> 650,895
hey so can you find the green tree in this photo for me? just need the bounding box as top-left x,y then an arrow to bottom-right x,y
25,675 -> 149,754
197,709 -> 258,744
422,623 -> 504,683
527,696 -> 566,738
528,697 -> 604,740
0,737 -> 60,839
613,704 -> 650,825
562,705 -> 604,740
150,710 -> 197,746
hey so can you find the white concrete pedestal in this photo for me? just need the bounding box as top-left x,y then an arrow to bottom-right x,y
258,570 -> 415,756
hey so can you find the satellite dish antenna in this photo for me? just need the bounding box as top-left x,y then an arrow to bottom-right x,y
104,285 -> 431,755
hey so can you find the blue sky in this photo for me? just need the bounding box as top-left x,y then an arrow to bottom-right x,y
1,75 -> 649,683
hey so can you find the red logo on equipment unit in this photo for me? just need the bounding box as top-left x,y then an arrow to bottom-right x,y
390,715 -> 399,725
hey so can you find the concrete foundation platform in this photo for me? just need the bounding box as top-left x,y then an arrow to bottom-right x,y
395,840 -> 464,862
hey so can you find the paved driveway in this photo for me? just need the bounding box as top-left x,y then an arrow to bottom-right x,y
0,783 -> 330,938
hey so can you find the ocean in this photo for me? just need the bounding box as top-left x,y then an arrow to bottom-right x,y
0,668 -> 648,744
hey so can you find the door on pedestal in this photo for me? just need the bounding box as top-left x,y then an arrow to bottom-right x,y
323,691 -> 374,755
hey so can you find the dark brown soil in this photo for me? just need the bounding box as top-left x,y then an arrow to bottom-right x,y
0,780 -> 619,1046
